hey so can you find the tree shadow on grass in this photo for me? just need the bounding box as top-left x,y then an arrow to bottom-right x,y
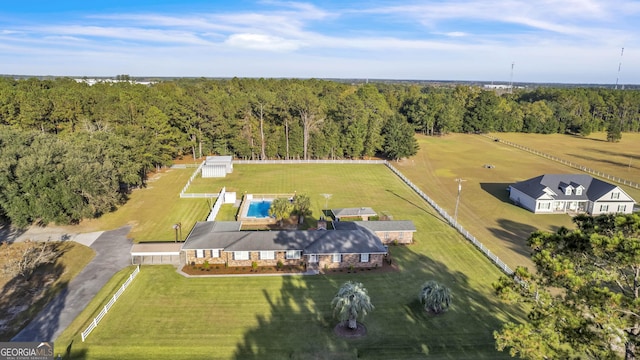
487,219 -> 539,258
0,248 -> 68,342
384,189 -> 448,225
234,231 -> 525,359
567,152 -> 637,169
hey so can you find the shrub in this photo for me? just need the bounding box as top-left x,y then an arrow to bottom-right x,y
276,260 -> 283,270
203,261 -> 210,270
251,261 -> 258,271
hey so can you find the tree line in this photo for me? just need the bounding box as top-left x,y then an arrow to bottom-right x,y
0,77 -> 639,226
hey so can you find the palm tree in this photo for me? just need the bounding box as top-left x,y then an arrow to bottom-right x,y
419,280 -> 451,314
331,281 -> 374,330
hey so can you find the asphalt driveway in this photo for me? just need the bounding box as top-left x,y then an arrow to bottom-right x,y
12,226 -> 132,342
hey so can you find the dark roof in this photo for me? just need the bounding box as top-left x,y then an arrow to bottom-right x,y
331,207 -> 377,218
334,220 -> 416,232
181,221 -> 242,249
182,221 -> 387,254
304,229 -> 387,254
510,174 -> 620,201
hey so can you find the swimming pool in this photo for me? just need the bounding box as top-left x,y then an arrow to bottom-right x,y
246,200 -> 272,218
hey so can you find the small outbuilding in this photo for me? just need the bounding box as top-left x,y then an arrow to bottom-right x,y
331,207 -> 377,221
202,156 -> 233,178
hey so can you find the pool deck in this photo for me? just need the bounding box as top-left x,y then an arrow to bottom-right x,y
236,193 -> 294,225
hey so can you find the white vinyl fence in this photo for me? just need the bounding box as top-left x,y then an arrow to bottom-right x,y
178,158 -> 514,275
486,135 -> 640,190
81,266 -> 140,342
206,187 -> 226,221
385,163 -> 514,275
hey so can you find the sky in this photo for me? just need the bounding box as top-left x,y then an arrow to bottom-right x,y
1,0 -> 639,84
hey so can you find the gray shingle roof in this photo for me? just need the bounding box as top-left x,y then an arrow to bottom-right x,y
334,220 -> 416,232
182,221 -> 387,254
331,207 -> 377,218
510,174 -> 619,201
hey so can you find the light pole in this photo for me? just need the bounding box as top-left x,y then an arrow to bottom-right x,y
454,178 -> 466,223
172,222 -> 182,243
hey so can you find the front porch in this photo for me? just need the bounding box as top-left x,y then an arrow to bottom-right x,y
552,200 -> 588,214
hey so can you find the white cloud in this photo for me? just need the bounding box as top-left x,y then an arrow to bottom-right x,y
224,33 -> 302,51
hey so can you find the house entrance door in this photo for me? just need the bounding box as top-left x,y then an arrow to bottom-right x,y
309,254 -> 318,263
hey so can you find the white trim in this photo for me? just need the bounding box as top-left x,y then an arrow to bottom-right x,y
260,251 -> 275,260
234,251 -> 250,260
285,250 -> 301,260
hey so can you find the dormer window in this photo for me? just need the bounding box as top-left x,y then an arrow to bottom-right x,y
575,187 -> 582,195
558,182 -> 574,196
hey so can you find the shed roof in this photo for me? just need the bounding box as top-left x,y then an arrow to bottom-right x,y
205,155 -> 233,165
331,207 -> 377,218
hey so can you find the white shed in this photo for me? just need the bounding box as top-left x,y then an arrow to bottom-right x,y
202,156 -> 233,178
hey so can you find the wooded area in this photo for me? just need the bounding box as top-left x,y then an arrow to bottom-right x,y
0,77 -> 639,227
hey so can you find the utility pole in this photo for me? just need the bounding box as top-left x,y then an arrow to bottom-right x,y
615,47 -> 624,90
509,62 -> 515,94
454,178 -> 466,223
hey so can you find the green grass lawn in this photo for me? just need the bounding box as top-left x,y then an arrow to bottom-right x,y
488,132 -> 640,201
55,164 -> 525,359
395,134 -> 580,271
68,168 -> 211,242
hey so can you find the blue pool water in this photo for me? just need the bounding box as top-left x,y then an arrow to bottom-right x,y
247,200 -> 272,218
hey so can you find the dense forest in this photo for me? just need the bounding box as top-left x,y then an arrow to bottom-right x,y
0,77 -> 639,227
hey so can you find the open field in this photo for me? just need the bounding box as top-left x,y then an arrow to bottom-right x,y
67,168 -> 210,242
489,132 -> 640,200
55,164 -> 524,359
395,133 -> 639,271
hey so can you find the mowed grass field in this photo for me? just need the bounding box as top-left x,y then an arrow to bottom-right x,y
55,164 -> 524,359
488,132 -> 640,200
68,168 -> 211,242
394,133 -> 640,271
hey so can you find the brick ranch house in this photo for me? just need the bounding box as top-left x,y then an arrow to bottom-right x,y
181,219 -> 415,271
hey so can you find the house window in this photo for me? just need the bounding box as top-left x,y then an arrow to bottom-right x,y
618,205 -> 627,212
285,250 -> 301,260
360,254 -> 369,263
537,202 -> 551,210
611,192 -> 621,199
195,249 -> 204,258
211,249 -> 220,258
599,205 -> 609,212
384,232 -> 390,240
398,232 -> 404,240
260,251 -> 275,260
332,254 -> 342,263
565,188 -> 572,195
575,188 -> 582,195
234,251 -> 249,260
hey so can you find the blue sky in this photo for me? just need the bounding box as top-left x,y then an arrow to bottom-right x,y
1,0 -> 639,84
